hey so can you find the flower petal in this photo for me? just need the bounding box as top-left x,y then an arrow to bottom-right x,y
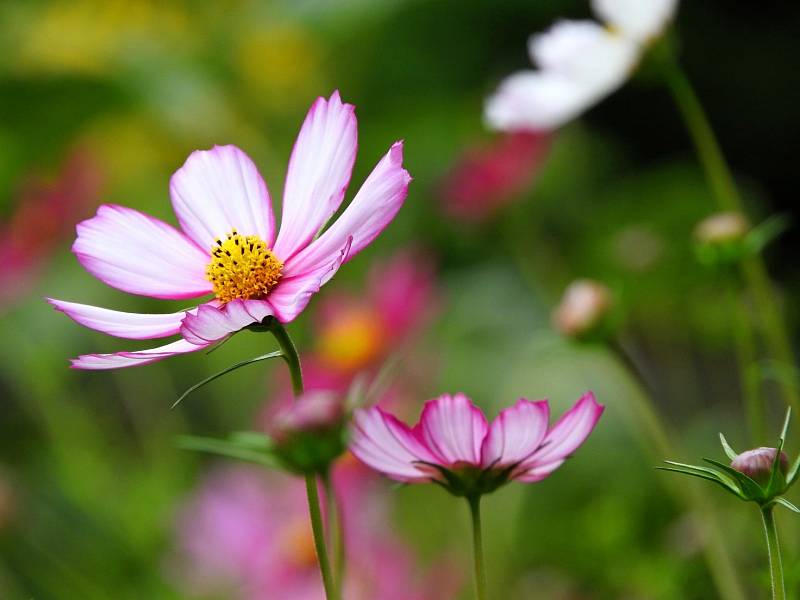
592,0 -> 678,43
283,141 -> 410,278
48,298 -> 191,340
170,145 -> 276,251
268,237 -> 352,324
73,205 -> 211,299
272,91 -> 357,260
480,399 -> 550,468
70,338 -> 206,370
179,299 -> 273,345
419,393 -> 488,467
350,407 -> 437,482
516,392 -> 604,478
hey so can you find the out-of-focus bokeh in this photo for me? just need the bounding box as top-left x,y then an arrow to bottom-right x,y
1,1 -> 799,598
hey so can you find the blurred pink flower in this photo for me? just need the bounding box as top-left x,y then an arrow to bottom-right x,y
174,465 -> 460,600
49,91 -> 411,370
311,249 -> 437,377
440,132 -> 550,221
350,392 -> 603,490
1,150 -> 102,310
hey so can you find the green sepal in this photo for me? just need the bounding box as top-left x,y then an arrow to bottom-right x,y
773,497 -> 800,514
660,461 -> 742,495
786,454 -> 800,487
172,350 -> 283,408
744,214 -> 790,257
703,458 -> 765,501
177,433 -> 280,469
718,433 -> 738,461
656,465 -> 744,498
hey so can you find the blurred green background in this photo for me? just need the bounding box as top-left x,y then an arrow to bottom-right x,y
1,1 -> 799,598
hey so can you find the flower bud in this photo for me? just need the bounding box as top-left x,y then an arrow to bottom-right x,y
270,392 -> 346,474
694,212 -> 750,267
552,279 -> 613,340
730,447 -> 788,485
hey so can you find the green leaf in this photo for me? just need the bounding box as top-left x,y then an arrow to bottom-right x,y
719,433 -> 738,461
656,467 -> 743,498
229,431 -> 273,450
787,454 -> 800,487
779,407 -> 792,448
177,435 -> 280,468
774,497 -> 800,514
745,214 -> 791,256
662,461 -> 741,493
704,458 -> 764,500
172,350 -> 283,409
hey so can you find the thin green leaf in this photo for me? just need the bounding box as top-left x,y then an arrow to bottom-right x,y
229,431 -> 273,450
746,214 -> 791,255
704,458 -> 764,499
779,407 -> 792,447
656,467 -> 742,497
719,433 -> 738,461
172,350 -> 283,409
177,435 -> 280,468
773,497 -> 800,514
787,454 -> 800,486
662,461 -> 740,493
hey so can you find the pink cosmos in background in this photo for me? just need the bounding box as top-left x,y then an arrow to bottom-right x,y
48,91 -> 411,370
440,132 -> 550,222
351,392 -> 603,487
173,466 -> 461,600
1,150 -> 103,311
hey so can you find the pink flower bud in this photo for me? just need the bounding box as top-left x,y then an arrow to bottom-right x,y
730,447 -> 788,484
272,392 -> 343,442
694,212 -> 749,245
552,279 -> 612,339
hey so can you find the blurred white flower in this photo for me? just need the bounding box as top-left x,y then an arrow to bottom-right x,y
486,0 -> 678,131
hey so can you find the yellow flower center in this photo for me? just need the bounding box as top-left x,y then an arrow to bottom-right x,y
206,230 -> 283,303
316,307 -> 385,372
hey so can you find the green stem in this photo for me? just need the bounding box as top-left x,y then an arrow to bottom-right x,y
761,504 -> 786,600
662,53 -> 800,415
726,279 -> 764,444
269,320 -> 337,600
468,495 -> 487,600
609,341 -> 747,600
322,470 -> 346,596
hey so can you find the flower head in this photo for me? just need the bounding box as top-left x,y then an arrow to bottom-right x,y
485,0 -> 678,131
49,92 -> 411,370
660,409 -> 800,510
350,392 -> 603,497
552,279 -> 613,340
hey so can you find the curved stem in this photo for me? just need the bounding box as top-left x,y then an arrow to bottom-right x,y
662,53 -> 800,415
761,504 -> 786,600
269,320 -> 337,600
468,495 -> 487,600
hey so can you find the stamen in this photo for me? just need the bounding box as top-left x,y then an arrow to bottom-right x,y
205,231 -> 283,303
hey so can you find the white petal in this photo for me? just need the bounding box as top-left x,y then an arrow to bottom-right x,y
179,299 -> 273,345
593,0 -> 678,42
272,91 -> 357,260
72,204 -> 211,299
170,145 -> 275,251
70,339 -> 205,370
48,298 -> 191,339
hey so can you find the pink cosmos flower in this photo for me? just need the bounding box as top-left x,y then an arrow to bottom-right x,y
48,91 -> 411,370
439,132 -> 550,222
173,466 -> 460,600
350,392 -> 603,494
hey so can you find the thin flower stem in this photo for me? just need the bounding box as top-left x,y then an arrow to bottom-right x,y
609,339 -> 747,600
761,504 -> 786,600
322,469 -> 346,596
662,53 -> 800,416
468,495 -> 488,600
269,320 -> 337,600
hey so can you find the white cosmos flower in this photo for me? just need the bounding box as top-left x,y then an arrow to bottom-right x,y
485,0 -> 678,132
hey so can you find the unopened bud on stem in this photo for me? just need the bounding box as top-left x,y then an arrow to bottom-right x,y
731,447 -> 788,485
552,279 -> 612,340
